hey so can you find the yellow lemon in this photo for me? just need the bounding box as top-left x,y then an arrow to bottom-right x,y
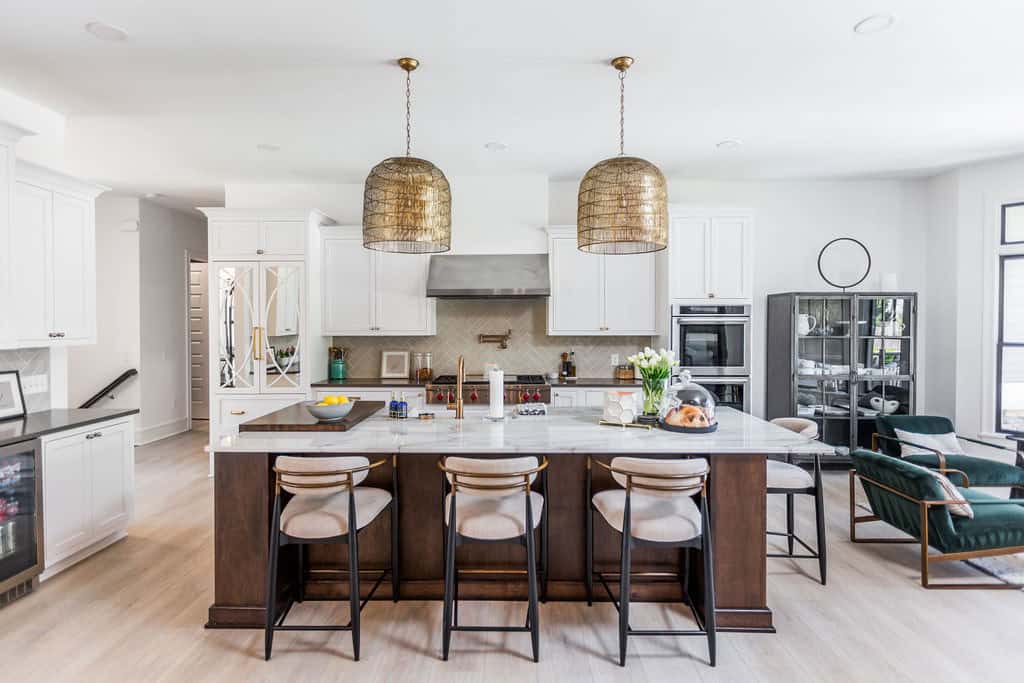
323,395 -> 340,406
316,401 -> 329,407
336,395 -> 349,404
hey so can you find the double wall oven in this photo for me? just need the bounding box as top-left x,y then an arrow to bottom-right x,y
670,304 -> 752,412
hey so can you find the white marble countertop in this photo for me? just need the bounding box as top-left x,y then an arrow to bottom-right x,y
216,407 -> 834,456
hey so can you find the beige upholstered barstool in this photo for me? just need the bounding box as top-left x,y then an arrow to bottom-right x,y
768,418 -> 826,584
438,456 -> 549,662
264,455 -> 399,661
586,456 -> 716,667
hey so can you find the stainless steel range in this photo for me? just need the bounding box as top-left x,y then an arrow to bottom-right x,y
425,373 -> 550,407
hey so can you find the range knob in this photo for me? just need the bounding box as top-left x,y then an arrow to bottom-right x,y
448,391 -> 455,403
470,392 -> 479,402
436,392 -> 445,401
532,391 -> 542,401
521,391 -> 530,402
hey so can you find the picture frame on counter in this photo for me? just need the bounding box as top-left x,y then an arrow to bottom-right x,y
380,351 -> 411,379
0,370 -> 27,421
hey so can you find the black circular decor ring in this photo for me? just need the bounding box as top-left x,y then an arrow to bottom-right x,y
817,237 -> 871,290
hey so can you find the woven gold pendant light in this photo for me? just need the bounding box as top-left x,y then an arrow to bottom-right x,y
577,56 -> 668,254
363,57 -> 452,253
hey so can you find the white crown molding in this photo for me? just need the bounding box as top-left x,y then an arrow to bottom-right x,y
0,121 -> 35,144
16,160 -> 109,199
197,207 -> 336,224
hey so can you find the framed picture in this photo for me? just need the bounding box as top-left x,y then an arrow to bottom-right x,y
380,351 -> 411,379
0,370 -> 27,421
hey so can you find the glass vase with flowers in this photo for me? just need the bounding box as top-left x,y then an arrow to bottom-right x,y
627,347 -> 678,419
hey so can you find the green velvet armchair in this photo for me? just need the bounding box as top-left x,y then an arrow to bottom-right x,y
873,415 -> 1024,494
849,448 -> 1024,588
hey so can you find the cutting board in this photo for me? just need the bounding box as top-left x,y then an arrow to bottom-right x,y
238,401 -> 385,432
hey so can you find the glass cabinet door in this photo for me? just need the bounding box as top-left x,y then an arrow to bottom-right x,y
0,443 -> 40,583
262,264 -> 303,392
856,296 -> 914,378
216,264 -> 258,391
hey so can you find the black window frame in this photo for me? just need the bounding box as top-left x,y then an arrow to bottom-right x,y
996,253 -> 1024,433
1001,201 -> 1024,245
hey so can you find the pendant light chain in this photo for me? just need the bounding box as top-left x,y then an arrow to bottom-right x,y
405,69 -> 412,157
618,69 -> 626,156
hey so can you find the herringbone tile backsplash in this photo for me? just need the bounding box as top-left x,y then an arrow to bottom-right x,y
332,300 -> 654,379
0,348 -> 50,412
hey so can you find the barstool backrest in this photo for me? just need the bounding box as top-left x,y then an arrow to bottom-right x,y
275,455 -> 370,496
443,456 -> 540,497
771,417 -> 818,439
609,457 -> 708,497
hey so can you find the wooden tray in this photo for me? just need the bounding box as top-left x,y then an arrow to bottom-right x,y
238,401 -> 385,432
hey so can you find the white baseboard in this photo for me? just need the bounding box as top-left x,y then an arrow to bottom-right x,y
135,417 -> 189,445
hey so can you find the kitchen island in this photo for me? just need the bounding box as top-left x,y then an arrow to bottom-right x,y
207,407 -> 831,633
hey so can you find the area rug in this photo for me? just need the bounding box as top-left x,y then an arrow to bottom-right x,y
968,554 -> 1024,586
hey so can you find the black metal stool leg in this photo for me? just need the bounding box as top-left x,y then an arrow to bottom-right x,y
786,493 -> 795,555
348,528 -> 361,661
525,520 -> 540,662
442,506 -> 456,661
618,501 -> 632,667
702,503 -> 716,667
297,544 -> 305,603
813,458 -> 827,585
264,495 -> 282,661
392,461 -> 401,602
585,461 -> 594,606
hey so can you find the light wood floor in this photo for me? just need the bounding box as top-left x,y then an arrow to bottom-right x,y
2,426 -> 1023,682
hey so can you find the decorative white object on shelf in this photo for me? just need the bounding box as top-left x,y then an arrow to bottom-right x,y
870,396 -> 900,415
668,208 -> 754,303
798,313 -> 817,336
603,390 -> 639,425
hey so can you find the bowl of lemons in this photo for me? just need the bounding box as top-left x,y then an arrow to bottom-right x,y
304,394 -> 355,421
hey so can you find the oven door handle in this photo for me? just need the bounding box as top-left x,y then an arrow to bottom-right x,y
672,316 -> 750,324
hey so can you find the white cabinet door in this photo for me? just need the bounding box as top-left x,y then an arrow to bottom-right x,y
11,182 -> 52,344
375,252 -> 434,335
260,263 -> 304,393
214,264 -> 260,393
51,192 -> 94,341
548,237 -> 604,334
322,237 -> 375,335
260,220 -> 305,257
88,422 -> 132,539
550,388 -> 578,408
708,217 -> 751,301
209,221 -> 260,259
43,433 -> 91,566
603,252 -> 657,334
669,216 -> 710,300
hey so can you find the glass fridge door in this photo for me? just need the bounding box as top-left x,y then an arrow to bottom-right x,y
0,440 -> 40,586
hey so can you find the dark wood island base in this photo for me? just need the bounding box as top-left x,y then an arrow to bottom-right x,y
207,451 -> 773,633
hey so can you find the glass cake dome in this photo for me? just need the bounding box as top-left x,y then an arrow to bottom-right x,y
660,370 -> 718,432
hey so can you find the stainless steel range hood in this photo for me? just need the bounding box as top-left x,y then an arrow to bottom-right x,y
426,253 -> 550,298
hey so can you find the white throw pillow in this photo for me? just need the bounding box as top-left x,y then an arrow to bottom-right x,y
928,469 -> 974,519
893,429 -> 966,458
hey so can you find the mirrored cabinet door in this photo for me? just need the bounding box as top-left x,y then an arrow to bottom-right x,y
216,264 -> 258,391
261,263 -> 303,392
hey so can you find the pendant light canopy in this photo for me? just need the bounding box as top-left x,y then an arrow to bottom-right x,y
577,56 -> 668,255
363,57 -> 452,253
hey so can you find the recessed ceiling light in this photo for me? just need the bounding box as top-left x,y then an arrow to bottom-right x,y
484,141 -> 509,152
85,21 -> 128,42
716,139 -> 743,150
853,13 -> 896,35
256,143 -> 281,152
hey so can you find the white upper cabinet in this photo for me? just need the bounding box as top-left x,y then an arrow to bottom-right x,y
669,209 -> 753,303
9,162 -> 104,347
321,226 -> 435,336
546,227 -> 658,335
203,209 -> 309,260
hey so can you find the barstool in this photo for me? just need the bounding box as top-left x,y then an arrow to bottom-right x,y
768,417 -> 826,584
264,455 -> 399,661
586,456 -> 716,667
438,455 -> 549,662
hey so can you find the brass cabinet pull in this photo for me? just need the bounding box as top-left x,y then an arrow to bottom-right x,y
230,409 -> 247,415
253,326 -> 263,360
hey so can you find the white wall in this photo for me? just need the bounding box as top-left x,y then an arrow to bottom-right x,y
138,201 -> 207,444
68,196 -> 141,411
922,172 -> 959,419
0,86 -> 65,169
225,175 -> 549,253
554,178 -> 930,416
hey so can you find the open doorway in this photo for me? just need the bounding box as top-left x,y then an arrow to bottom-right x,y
188,259 -> 209,422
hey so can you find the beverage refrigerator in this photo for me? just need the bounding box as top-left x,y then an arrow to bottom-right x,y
0,438 -> 42,607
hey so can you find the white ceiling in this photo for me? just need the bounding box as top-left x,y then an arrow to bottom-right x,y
2,0 -> 1024,208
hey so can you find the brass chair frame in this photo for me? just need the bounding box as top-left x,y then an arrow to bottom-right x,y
264,456 -> 399,661
849,467 -> 1024,589
585,456 -> 716,667
437,456 -> 550,663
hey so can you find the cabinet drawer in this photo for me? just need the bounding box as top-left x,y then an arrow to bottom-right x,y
219,397 -> 301,433
260,221 -> 304,257
209,221 -> 260,259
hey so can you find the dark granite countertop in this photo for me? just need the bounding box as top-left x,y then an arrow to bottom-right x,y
312,378 -> 422,388
0,408 -> 140,448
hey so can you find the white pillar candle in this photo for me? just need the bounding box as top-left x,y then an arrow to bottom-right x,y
489,368 -> 505,419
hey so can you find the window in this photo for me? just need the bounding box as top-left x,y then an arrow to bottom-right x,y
996,202 -> 1024,431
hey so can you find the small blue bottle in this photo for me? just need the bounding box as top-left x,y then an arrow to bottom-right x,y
388,391 -> 398,419
398,392 -> 409,419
